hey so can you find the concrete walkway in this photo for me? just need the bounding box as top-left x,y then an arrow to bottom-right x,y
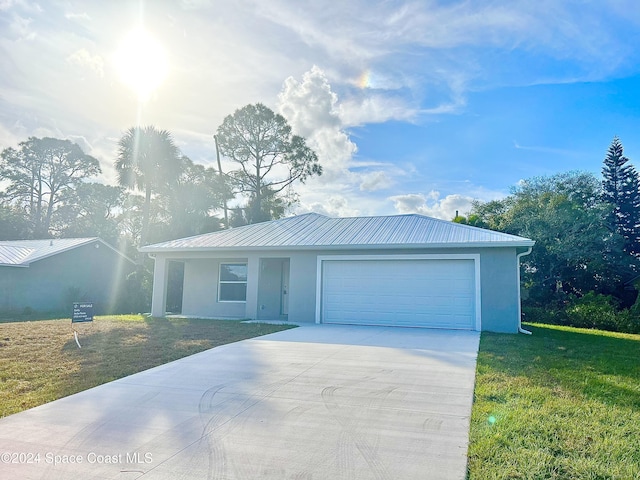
0,325 -> 480,479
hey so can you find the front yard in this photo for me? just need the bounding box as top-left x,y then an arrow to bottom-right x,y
469,323 -> 640,479
0,315 -> 295,418
2,316 -> 638,478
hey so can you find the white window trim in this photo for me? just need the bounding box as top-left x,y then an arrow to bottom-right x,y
314,254 -> 482,331
218,262 -> 248,303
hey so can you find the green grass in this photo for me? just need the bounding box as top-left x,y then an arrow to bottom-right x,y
468,323 -> 640,480
0,315 -> 296,418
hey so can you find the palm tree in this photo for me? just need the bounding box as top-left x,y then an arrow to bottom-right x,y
115,126 -> 181,248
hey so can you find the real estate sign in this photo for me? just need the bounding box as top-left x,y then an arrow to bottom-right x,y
72,302 -> 94,323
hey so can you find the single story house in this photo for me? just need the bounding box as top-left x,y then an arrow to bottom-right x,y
140,213 -> 534,333
0,238 -> 136,315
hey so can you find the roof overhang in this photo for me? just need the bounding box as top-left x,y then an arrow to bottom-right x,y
141,240 -> 536,255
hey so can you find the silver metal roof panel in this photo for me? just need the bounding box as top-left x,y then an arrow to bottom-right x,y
0,238 -> 135,266
140,213 -> 535,253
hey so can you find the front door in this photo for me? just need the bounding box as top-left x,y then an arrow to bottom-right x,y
281,259 -> 290,315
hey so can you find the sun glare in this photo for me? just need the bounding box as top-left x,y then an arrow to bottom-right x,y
115,28 -> 168,101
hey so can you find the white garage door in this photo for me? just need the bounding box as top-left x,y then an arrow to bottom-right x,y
321,258 -> 477,329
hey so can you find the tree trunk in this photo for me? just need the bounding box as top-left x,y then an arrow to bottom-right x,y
140,185 -> 152,253
214,135 -> 229,229
44,188 -> 55,237
253,159 -> 262,223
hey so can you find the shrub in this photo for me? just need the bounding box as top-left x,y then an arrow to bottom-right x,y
116,267 -> 152,314
524,293 -> 640,334
565,292 -> 620,331
522,305 -> 565,325
616,308 -> 640,334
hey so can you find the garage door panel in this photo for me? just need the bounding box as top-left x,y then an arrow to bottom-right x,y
322,259 -> 477,329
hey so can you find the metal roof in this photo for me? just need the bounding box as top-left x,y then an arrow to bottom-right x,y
0,238 -> 135,267
140,213 -> 535,253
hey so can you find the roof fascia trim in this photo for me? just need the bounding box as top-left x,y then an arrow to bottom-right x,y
141,240 -> 536,254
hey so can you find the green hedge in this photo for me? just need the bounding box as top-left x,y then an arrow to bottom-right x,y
523,293 -> 640,334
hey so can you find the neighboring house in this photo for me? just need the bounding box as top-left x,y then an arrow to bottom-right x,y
140,213 -> 535,333
0,238 -> 136,315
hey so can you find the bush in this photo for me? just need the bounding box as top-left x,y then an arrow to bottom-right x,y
617,308 -> 640,334
522,305 -> 565,325
116,267 -> 152,314
565,293 -> 620,331
524,293 -> 640,334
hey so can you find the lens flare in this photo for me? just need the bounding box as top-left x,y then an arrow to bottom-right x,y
357,69 -> 372,89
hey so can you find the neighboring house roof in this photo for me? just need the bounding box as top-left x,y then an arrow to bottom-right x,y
0,238 -> 135,267
140,213 -> 535,253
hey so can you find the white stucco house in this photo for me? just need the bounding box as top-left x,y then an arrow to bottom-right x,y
140,213 -> 535,333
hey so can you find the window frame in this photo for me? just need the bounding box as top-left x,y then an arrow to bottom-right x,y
218,262 -> 248,303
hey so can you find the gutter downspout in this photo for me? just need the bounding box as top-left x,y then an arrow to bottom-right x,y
517,247 -> 533,335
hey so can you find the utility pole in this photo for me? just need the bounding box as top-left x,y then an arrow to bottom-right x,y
214,134 -> 229,229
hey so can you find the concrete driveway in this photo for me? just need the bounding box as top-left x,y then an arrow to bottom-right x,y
0,325 -> 480,480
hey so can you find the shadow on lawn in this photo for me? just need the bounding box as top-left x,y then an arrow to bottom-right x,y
61,318 -> 295,386
479,324 -> 640,409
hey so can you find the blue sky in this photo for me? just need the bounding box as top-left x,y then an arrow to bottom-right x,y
2,0 -> 640,219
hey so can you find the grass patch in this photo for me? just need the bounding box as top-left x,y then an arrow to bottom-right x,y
0,315 -> 296,418
468,323 -> 640,479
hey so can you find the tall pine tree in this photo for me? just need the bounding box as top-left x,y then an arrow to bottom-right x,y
602,137 -> 640,255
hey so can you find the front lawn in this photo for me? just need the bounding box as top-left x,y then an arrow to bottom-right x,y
469,323 -> 640,479
0,315 -> 295,418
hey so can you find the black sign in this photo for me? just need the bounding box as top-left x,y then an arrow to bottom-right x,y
72,302 -> 94,323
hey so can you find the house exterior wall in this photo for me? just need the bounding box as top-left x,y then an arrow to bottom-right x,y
0,242 -> 135,315
287,252 -> 318,325
478,248 -> 520,333
156,245 -> 524,332
181,258 -> 248,318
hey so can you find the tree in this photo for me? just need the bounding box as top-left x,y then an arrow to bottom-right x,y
115,126 -> 181,247
0,204 -> 31,240
0,137 -> 101,237
152,156 -> 230,241
601,137 -> 640,255
452,212 -> 487,228
215,103 -> 322,223
469,172 -> 634,306
228,185 -> 293,227
53,183 -> 125,244
117,194 -> 147,256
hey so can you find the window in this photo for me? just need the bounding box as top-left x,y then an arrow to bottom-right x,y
219,263 -> 247,302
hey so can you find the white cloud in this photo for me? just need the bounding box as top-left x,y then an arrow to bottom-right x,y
278,66 -> 357,181
66,134 -> 93,154
296,195 -> 361,218
338,94 -> 419,126
389,191 -> 475,220
278,66 -> 410,217
359,171 -> 393,192
64,12 -> 91,22
9,14 -> 36,40
0,122 -> 21,149
66,48 -> 104,77
0,0 -> 42,13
